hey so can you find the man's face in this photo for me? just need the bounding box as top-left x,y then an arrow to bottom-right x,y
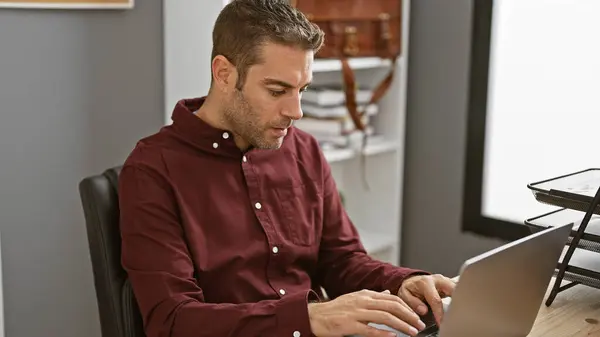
222,42 -> 313,150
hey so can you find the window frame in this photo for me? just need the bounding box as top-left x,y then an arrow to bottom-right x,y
461,0 -> 533,241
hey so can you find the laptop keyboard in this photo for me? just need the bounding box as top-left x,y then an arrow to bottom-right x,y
418,310 -> 438,337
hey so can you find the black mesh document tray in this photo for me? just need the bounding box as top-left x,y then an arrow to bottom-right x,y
528,168 -> 600,214
525,208 -> 600,253
556,247 -> 600,290
526,168 -> 600,306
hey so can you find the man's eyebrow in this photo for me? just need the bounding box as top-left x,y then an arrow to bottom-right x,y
262,78 -> 311,89
262,78 -> 294,88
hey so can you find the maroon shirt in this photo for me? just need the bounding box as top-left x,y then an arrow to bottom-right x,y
119,97 -> 426,337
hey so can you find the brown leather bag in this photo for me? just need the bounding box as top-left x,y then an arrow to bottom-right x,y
290,0 -> 403,132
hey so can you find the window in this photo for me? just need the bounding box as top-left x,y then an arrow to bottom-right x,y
462,0 -> 600,240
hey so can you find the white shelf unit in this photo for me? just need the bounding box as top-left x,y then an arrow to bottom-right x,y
323,139 -> 399,163
164,0 -> 411,266
311,57 -> 393,73
310,3 -> 411,266
356,227 -> 398,262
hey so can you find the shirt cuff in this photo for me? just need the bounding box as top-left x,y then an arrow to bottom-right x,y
276,290 -> 319,337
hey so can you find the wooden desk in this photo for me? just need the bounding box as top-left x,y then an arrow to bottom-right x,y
445,277 -> 600,336
528,279 -> 600,336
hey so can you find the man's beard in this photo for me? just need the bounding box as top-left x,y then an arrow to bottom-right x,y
223,90 -> 287,150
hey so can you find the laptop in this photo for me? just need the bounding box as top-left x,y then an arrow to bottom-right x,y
364,222 -> 572,337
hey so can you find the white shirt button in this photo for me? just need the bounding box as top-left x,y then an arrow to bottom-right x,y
254,202 -> 262,210
222,132 -> 229,139
272,246 -> 279,254
242,156 -> 247,163
293,331 -> 301,337
279,289 -> 286,295
212,142 -> 219,149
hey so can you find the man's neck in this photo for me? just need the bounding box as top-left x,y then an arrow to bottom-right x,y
194,94 -> 227,129
194,93 -> 251,151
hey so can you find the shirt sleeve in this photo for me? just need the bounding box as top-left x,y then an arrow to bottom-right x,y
314,158 -> 429,299
119,164 -> 317,337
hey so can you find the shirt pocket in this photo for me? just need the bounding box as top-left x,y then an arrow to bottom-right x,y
275,183 -> 322,246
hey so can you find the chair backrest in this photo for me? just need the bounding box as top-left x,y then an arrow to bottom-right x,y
78,166 -> 144,337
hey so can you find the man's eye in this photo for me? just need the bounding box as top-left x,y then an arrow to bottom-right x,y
269,90 -> 285,97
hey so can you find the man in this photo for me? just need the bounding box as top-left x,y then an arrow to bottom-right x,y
119,0 -> 455,336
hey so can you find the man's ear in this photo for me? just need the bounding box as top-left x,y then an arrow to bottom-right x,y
212,55 -> 236,92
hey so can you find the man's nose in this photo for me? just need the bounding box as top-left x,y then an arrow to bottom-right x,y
282,95 -> 303,121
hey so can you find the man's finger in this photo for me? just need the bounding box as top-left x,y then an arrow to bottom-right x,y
361,297 -> 421,323
369,291 -> 414,306
353,309 -> 421,337
369,291 -> 418,315
435,276 -> 456,298
422,281 -> 444,326
399,288 -> 428,316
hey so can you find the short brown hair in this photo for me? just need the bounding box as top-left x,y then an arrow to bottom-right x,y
211,0 -> 324,90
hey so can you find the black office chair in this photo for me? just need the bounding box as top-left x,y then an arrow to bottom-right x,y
79,166 -> 145,337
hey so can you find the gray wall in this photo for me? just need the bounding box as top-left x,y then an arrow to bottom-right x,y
401,0 -> 504,276
0,0 -> 507,335
0,2 -> 164,336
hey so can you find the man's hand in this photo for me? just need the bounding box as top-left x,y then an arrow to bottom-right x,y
307,289 -> 426,337
398,274 -> 456,326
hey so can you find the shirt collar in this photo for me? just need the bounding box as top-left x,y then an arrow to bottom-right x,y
168,96 -> 296,159
169,97 -> 243,158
